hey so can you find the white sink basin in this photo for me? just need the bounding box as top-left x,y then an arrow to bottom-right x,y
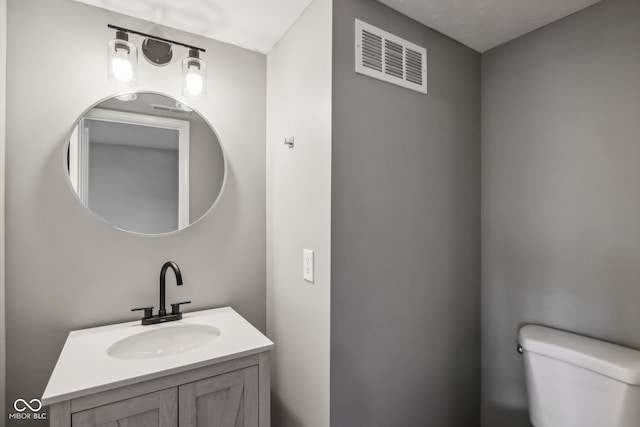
107,324 -> 221,360
43,307 -> 274,406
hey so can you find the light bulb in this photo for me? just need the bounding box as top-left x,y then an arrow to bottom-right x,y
185,69 -> 203,96
107,31 -> 137,86
182,50 -> 206,98
111,51 -> 134,83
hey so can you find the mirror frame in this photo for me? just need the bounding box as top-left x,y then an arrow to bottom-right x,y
63,91 -> 228,236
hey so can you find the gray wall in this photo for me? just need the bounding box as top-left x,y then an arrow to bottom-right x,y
331,0 -> 481,425
481,0 -> 640,425
0,0 -> 6,420
5,0 -> 265,424
89,143 -> 180,234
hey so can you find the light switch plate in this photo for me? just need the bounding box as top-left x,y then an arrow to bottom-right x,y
303,249 -> 314,283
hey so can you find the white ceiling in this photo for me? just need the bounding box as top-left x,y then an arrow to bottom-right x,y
75,0 -> 602,54
375,0 -> 602,52
73,0 -> 313,54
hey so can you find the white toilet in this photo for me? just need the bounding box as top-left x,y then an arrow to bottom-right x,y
519,324 -> 640,427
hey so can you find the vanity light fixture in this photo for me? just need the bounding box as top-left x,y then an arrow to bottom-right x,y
107,25 -> 207,98
142,38 -> 173,66
175,100 -> 193,112
107,30 -> 137,85
183,49 -> 207,97
115,93 -> 138,102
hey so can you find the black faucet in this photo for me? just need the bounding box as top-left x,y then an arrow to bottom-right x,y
159,261 -> 183,316
132,261 -> 191,325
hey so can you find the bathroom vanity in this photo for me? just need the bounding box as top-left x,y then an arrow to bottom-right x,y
42,307 -> 273,426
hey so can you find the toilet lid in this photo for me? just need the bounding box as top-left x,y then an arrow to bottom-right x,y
519,325 -> 640,385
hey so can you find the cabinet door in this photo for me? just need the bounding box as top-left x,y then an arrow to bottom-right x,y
71,388 -> 178,427
179,366 -> 259,427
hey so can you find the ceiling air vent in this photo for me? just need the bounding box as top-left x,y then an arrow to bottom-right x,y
355,19 -> 427,94
151,104 -> 192,116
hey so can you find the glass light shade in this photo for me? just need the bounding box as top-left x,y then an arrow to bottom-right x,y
108,38 -> 138,85
182,56 -> 206,97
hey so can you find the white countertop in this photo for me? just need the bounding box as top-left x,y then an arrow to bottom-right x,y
42,307 -> 273,406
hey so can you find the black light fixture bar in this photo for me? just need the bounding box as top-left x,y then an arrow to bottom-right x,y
107,24 -> 206,53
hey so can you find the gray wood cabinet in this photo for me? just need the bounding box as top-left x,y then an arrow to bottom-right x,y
72,388 -> 178,427
179,366 -> 258,427
49,352 -> 270,427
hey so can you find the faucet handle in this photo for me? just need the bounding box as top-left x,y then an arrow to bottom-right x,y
132,306 -> 154,319
170,301 -> 191,315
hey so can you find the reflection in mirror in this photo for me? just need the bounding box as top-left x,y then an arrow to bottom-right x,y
67,92 -> 225,235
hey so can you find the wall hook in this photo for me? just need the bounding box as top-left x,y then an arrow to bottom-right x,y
284,137 -> 295,149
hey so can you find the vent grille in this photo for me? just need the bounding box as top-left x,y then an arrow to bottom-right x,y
384,39 -> 403,78
405,48 -> 423,85
151,104 -> 192,116
355,19 -> 427,94
361,30 -> 382,72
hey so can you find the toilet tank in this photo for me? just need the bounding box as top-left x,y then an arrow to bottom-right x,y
519,325 -> 640,427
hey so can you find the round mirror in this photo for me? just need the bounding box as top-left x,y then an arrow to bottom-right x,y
66,92 -> 226,235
